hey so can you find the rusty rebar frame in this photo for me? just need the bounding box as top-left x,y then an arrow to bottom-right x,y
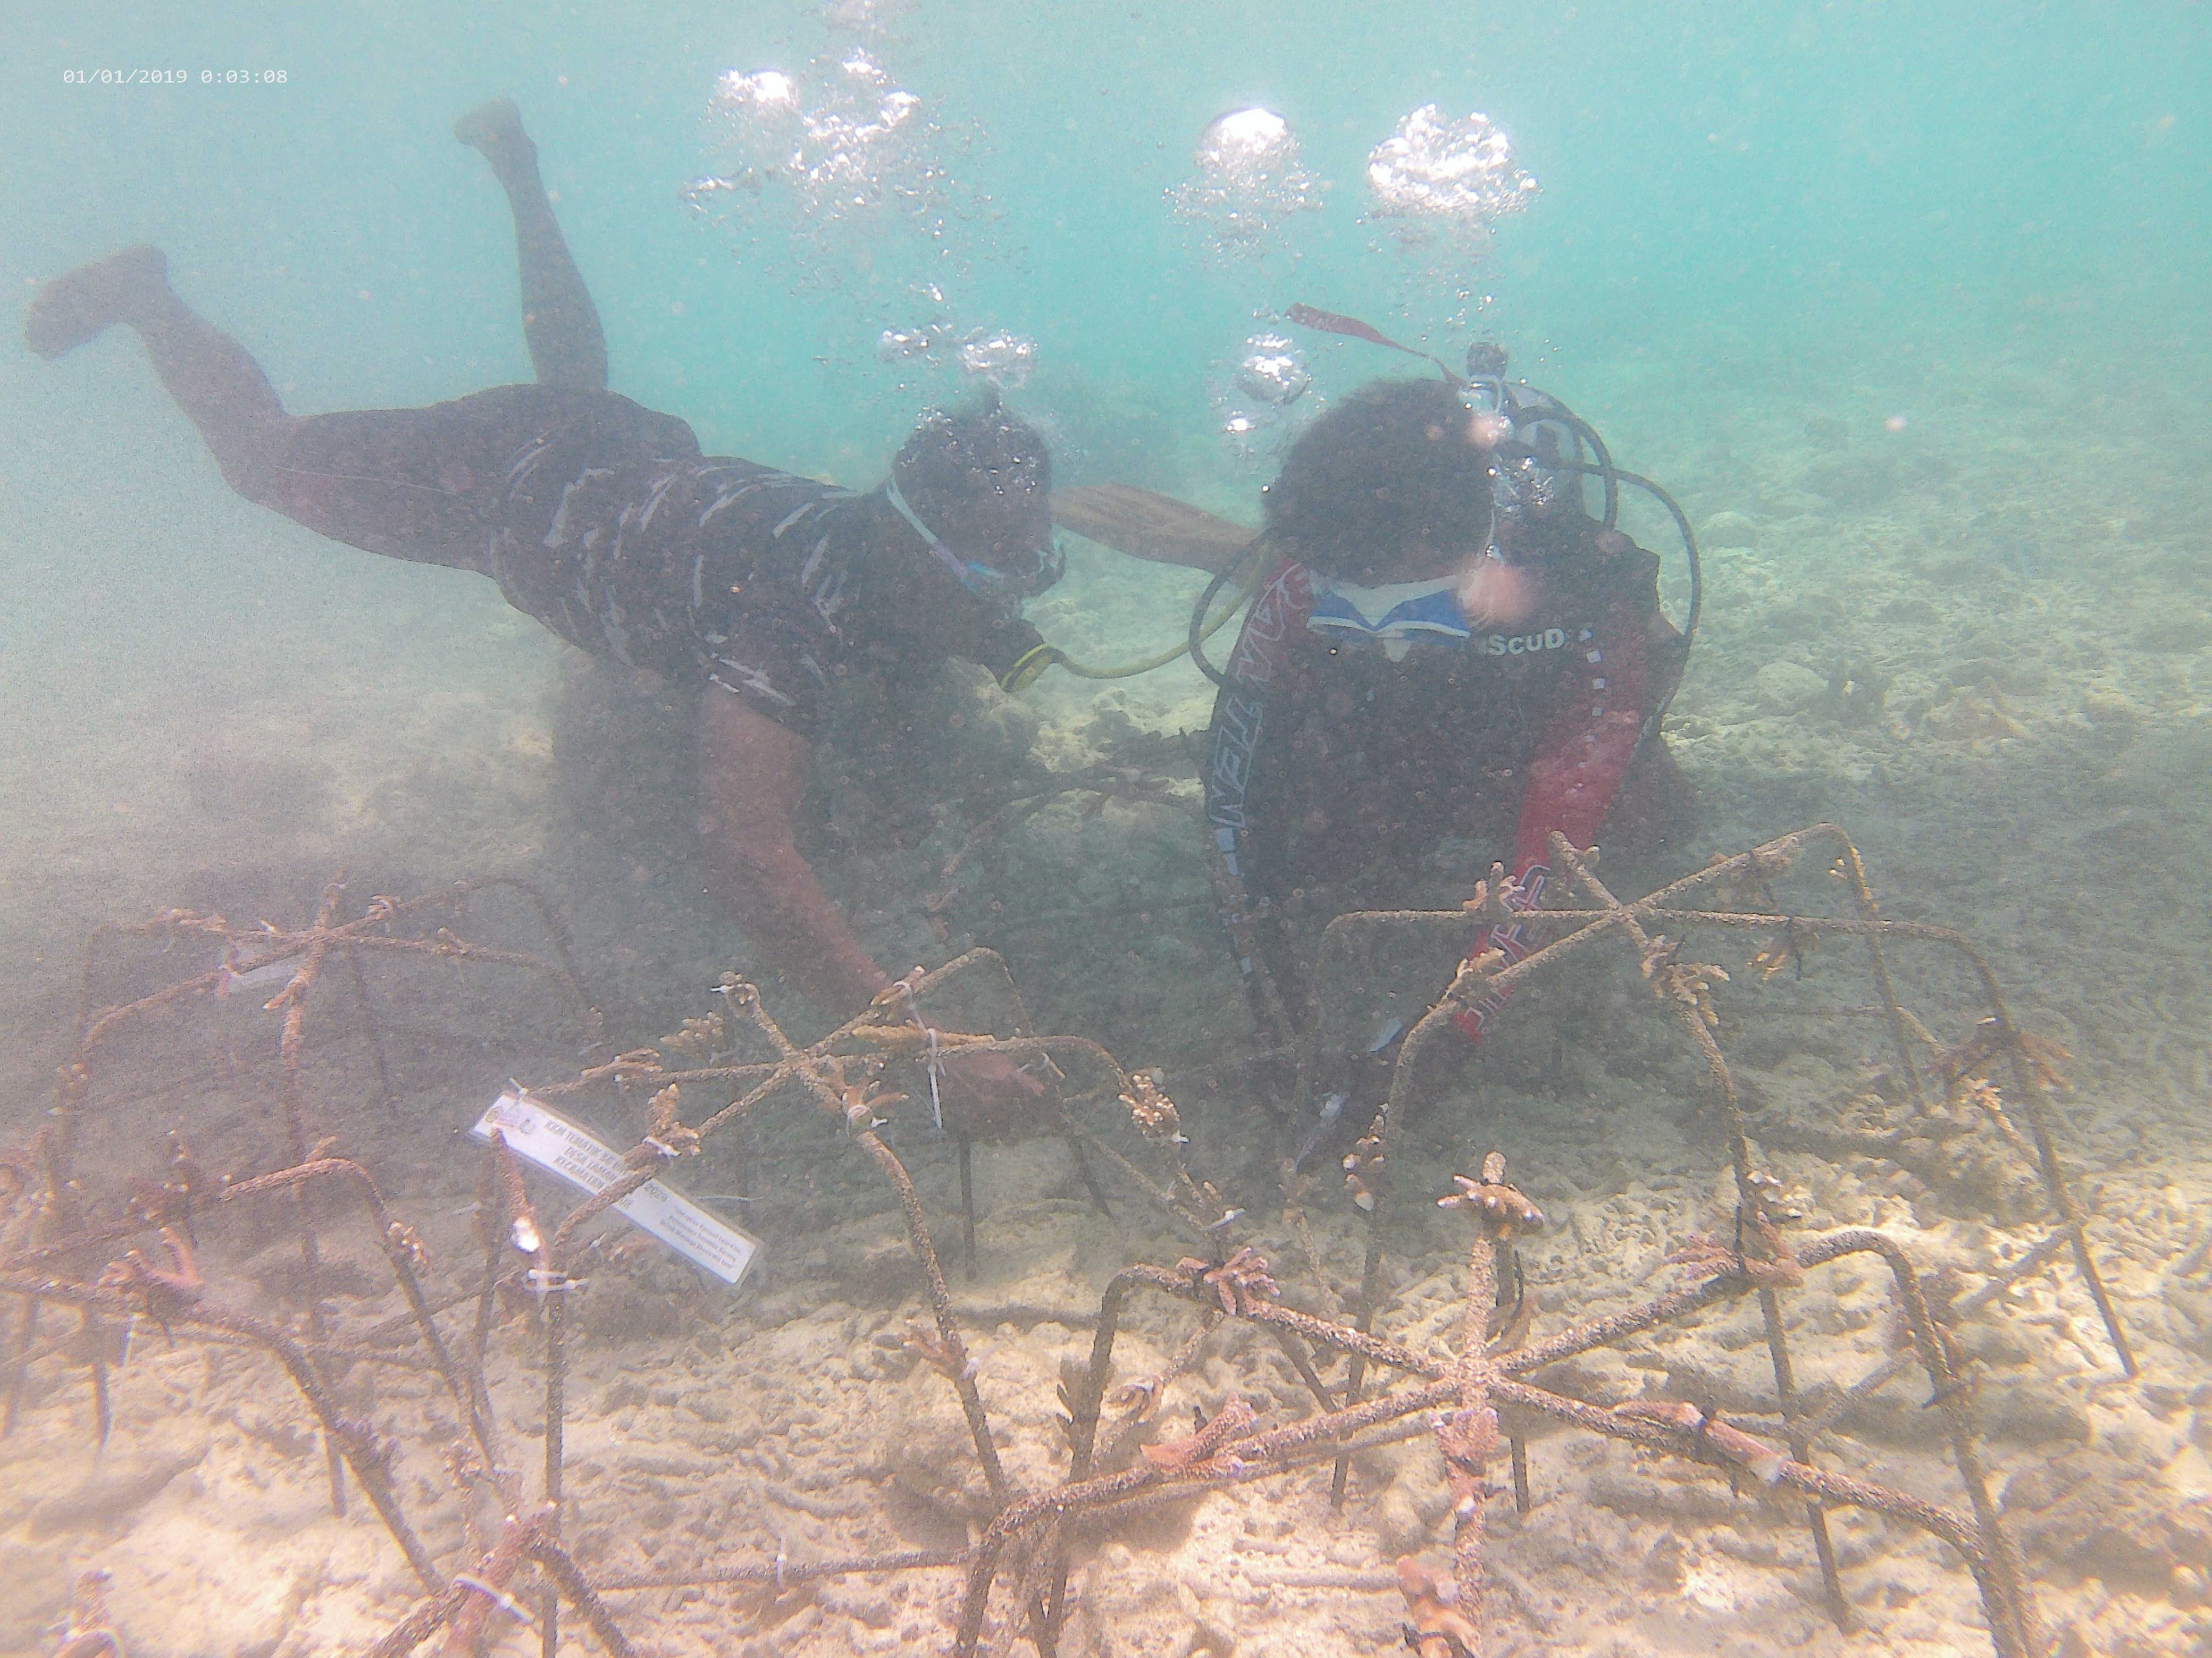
484,931 -> 2048,1657
4,877 -> 599,1508
1298,823 -> 2127,1382
0,843 -> 2089,1657
1281,822 -> 2114,1644
1308,826 -> 2127,1568
945,1200 -> 2043,1657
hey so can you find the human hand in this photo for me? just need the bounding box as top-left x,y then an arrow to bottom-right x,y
1457,553 -> 1538,630
1451,864 -> 1548,1047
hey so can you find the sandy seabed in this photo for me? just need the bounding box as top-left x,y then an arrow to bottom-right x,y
1,315 -> 2209,1657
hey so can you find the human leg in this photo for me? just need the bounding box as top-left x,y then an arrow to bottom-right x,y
454,98 -> 608,393
28,251 -> 571,571
26,245 -> 314,510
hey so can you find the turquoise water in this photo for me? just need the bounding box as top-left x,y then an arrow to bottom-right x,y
12,5 -> 2205,465
5,4 -> 2212,1654
9,2 -> 2203,741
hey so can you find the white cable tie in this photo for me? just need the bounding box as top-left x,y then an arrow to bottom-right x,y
452,1575 -> 539,1630
926,1026 -> 945,1134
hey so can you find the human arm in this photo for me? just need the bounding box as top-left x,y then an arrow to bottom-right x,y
1453,592 -> 1650,1043
695,688 -> 1045,1130
697,687 -> 890,1013
1511,596 -> 1649,879
1195,557 -> 1326,1045
1051,483 -> 1259,573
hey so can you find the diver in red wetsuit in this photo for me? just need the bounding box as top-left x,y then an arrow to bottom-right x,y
24,100 -> 1056,1127
1203,368 -> 1691,1097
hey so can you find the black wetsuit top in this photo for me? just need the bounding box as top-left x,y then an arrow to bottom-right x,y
282,384 -> 1045,739
1201,522 -> 1669,1029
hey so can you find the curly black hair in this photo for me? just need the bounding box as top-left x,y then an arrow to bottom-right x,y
1261,378 -> 1492,580
893,393 -> 1051,532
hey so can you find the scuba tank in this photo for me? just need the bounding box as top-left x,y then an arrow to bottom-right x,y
1460,339 -> 1697,746
1196,316 -> 1702,740
1463,339 -> 1616,527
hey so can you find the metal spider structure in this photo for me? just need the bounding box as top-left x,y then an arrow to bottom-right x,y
1268,819 -> 2131,1647
1287,822 -> 2128,1379
4,875 -> 596,1471
0,829 -> 2124,1657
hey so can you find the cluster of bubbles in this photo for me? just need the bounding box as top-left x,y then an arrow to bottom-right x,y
875,304 -> 1039,393
1364,105 -> 1539,228
1178,102 -> 1536,458
1211,331 -> 1321,468
690,51 -> 961,288
684,57 -> 1540,446
1170,108 -> 1326,459
1167,106 -> 1323,270
1362,105 -> 1538,321
690,31 -> 1039,406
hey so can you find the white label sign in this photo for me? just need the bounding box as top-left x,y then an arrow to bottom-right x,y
470,1088 -> 760,1288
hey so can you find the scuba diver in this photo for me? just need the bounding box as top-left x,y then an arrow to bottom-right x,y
22,99 -> 1059,1128
1198,324 -> 1696,1129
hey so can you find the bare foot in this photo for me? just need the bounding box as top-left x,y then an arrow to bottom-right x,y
24,245 -> 168,360
453,97 -> 537,178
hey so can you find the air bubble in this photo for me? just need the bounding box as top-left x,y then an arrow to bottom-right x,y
1233,333 -> 1313,408
1211,333 -> 1320,469
1362,106 -> 1538,324
719,68 -> 797,110
1364,105 -> 1539,229
956,328 -> 1038,390
694,45 -> 1033,409
876,324 -> 942,363
697,49 -> 990,298
1168,106 -> 1322,271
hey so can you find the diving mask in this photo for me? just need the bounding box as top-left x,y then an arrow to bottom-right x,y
885,476 -> 1063,605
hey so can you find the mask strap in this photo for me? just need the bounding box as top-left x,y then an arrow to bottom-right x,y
884,475 -> 983,591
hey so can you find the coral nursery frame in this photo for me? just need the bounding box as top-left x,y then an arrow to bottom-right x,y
0,826 -> 2129,1657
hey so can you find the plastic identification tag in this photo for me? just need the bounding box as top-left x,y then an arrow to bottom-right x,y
469,1087 -> 760,1288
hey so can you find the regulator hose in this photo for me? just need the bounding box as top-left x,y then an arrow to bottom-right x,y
1187,540 -> 1270,691
1002,538 -> 1269,690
